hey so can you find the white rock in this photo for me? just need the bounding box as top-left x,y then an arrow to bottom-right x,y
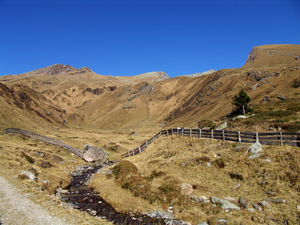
19,170 -> 36,181
247,141 -> 262,154
216,122 -> 227,130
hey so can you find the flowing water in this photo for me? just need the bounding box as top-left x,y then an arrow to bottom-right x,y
59,163 -> 167,225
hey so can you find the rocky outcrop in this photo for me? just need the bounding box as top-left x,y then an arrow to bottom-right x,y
83,145 -> 109,163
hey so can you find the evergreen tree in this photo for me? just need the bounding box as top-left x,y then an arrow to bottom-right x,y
232,89 -> 251,115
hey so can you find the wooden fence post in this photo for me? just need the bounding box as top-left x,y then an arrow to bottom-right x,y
238,131 -> 241,143
211,130 -> 213,139
190,129 -> 192,137
172,129 -> 173,135
160,131 -> 162,137
280,132 -> 283,146
182,129 -> 184,136
167,130 -> 169,136
256,132 -> 259,142
146,141 -> 148,148
139,146 -> 141,153
222,130 -> 225,141
199,129 -> 201,139
132,150 -> 135,155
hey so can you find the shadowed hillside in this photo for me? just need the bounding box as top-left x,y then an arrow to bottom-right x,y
0,82 -> 65,132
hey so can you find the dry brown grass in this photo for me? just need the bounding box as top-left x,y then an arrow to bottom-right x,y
91,135 -> 300,224
0,133 -> 112,225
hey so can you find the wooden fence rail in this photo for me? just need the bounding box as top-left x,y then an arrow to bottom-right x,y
4,128 -> 83,158
121,128 -> 300,158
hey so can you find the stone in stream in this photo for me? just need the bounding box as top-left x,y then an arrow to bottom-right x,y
82,145 -> 109,163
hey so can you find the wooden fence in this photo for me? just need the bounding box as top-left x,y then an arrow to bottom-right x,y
4,128 -> 83,158
121,128 -> 300,158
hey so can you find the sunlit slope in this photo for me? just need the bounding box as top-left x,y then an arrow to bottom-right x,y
66,44 -> 300,129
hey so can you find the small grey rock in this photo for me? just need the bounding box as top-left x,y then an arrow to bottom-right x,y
265,198 -> 287,203
233,183 -> 241,189
253,202 -> 263,212
239,197 -> 250,208
210,196 -> 240,210
260,201 -> 272,208
266,191 -> 276,196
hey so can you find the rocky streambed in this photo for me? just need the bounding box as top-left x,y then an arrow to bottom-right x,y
56,163 -> 170,225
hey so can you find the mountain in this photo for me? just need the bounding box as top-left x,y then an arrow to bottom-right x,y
1,44 -> 300,132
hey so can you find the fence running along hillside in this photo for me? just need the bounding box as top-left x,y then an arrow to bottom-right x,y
121,128 -> 300,158
4,128 -> 83,158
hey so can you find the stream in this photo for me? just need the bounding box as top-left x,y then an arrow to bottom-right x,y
58,163 -> 168,225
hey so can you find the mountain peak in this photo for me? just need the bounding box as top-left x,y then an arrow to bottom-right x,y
27,64 -> 76,76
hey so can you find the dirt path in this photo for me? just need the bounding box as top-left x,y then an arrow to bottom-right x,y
0,176 -> 67,225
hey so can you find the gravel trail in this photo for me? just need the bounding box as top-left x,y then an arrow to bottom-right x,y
0,176 -> 68,225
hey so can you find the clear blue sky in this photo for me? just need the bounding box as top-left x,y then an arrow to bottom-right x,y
0,0 -> 299,78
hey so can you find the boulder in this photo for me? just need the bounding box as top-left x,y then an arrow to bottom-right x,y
83,145 -> 109,163
247,141 -> 262,154
181,183 -> 194,196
